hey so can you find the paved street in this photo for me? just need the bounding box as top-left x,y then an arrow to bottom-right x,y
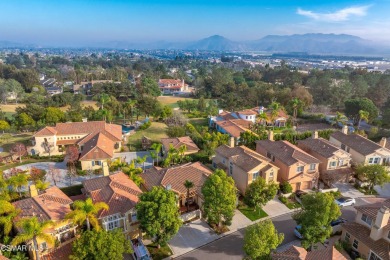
175,213 -> 298,260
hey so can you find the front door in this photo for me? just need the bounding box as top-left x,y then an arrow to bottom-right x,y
296,182 -> 301,191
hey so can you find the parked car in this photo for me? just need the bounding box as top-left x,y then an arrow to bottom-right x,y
330,217 -> 347,227
335,197 -> 356,207
294,225 -> 303,239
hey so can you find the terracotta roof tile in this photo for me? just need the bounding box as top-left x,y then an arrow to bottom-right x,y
342,222 -> 390,260
13,186 -> 73,222
215,119 -> 252,138
35,126 -> 57,136
330,131 -> 389,156
42,240 -> 73,260
79,132 -> 115,160
83,172 -> 142,217
256,140 -> 320,166
272,245 -> 347,260
141,162 -> 212,197
161,136 -> 200,153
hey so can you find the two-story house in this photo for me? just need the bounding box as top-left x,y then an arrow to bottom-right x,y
140,162 -> 212,212
341,198 -> 390,260
256,132 -> 320,191
329,126 -> 390,166
161,136 -> 200,156
213,139 -> 279,194
158,79 -> 188,94
29,121 -> 122,170
82,168 -> 142,239
297,132 -> 353,186
12,186 -> 77,260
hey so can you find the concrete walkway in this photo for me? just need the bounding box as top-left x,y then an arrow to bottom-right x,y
263,197 -> 291,216
333,183 -> 365,198
375,183 -> 390,197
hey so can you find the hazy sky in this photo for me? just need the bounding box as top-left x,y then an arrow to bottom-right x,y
1,0 -> 390,46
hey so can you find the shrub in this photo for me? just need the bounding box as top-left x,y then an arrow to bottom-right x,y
94,168 -> 102,175
77,169 -> 87,176
279,181 -> 293,194
278,196 -> 287,204
29,167 -> 47,183
166,125 -> 186,137
139,121 -> 151,130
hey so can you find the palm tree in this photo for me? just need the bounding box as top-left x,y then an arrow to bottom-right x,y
184,180 -> 194,213
125,99 -> 137,124
136,155 -> 148,171
269,102 -> 282,127
331,112 -> 348,128
358,110 -> 369,130
178,145 -> 187,163
290,98 -> 302,123
149,151 -> 157,166
98,93 -> 110,110
35,180 -> 50,192
151,143 -> 162,165
168,144 -> 179,165
8,173 -> 28,198
256,112 -> 268,125
65,198 -> 109,231
0,200 -> 20,236
11,217 -> 54,260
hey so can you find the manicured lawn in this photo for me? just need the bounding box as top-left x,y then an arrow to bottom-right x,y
0,133 -> 34,156
188,118 -> 209,128
127,122 -> 168,149
146,243 -> 172,260
238,205 -> 268,221
157,96 -> 196,108
278,196 -> 301,209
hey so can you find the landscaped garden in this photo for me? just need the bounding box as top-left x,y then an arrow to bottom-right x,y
238,204 -> 268,221
146,243 -> 173,260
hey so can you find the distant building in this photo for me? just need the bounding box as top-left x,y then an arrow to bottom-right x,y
72,80 -> 117,95
46,86 -> 63,96
158,79 -> 188,94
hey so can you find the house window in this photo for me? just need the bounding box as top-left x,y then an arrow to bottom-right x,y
269,171 -> 274,182
229,162 -> 233,175
131,212 -> 137,222
309,164 -> 316,171
369,252 -> 382,260
106,215 -> 120,231
338,159 -> 344,166
352,239 -> 359,249
341,144 -> 346,150
329,161 -> 337,168
296,166 -> 304,173
344,232 -> 350,242
253,171 -> 260,180
368,157 -> 380,164
361,214 -> 373,226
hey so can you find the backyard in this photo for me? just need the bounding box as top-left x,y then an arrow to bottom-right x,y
127,122 -> 168,149
157,96 -> 196,108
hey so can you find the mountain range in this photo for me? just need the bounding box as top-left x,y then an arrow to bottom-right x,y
1,34 -> 388,55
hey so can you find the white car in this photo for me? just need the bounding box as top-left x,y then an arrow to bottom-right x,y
335,197 -> 356,207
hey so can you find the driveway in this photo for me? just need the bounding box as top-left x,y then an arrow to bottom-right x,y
4,161 -> 101,188
169,219 -> 219,256
333,183 -> 365,198
113,151 -> 154,169
263,197 -> 291,217
229,210 -> 252,231
374,183 -> 390,197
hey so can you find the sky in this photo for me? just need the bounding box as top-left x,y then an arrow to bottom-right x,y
1,0 -> 390,46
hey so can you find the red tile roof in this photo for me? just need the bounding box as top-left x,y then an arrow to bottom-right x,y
83,172 -> 142,218
215,119 -> 252,138
161,136 -> 200,153
79,133 -> 115,160
141,162 -> 212,197
272,245 -> 347,260
13,186 -> 73,222
42,240 -> 73,260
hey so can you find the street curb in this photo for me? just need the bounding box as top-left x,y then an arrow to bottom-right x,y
167,209 -> 300,259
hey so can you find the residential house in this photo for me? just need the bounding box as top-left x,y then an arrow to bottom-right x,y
161,136 -> 200,156
46,85 -> 63,96
82,169 -> 142,239
209,106 -> 288,144
329,126 -> 390,166
140,162 -> 212,212
12,186 -> 77,260
297,132 -> 353,186
29,121 -> 122,170
72,80 -> 117,95
341,197 -> 390,260
213,139 -> 279,194
256,132 -> 320,191
272,244 -> 347,260
158,79 -> 188,94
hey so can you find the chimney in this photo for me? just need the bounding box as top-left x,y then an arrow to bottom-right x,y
29,185 -> 38,197
82,118 -> 88,122
312,131 -> 318,139
102,161 -> 109,176
342,125 -> 348,135
229,137 -> 235,147
370,206 -> 390,241
379,137 -> 387,148
268,130 -> 274,141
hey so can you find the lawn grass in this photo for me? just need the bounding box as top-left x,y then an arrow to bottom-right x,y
127,122 -> 168,149
278,196 -> 301,209
238,205 -> 268,221
157,96 -> 196,108
145,243 -> 172,260
0,133 -> 34,156
188,118 -> 209,128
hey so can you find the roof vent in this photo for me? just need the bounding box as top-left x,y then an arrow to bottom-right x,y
166,184 -> 172,190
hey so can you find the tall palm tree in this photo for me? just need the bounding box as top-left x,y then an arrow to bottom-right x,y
65,198 -> 109,231
136,155 -> 148,171
290,98 -> 302,121
358,110 -> 369,130
331,112 -> 348,128
269,102 -> 282,127
151,143 -> 162,165
256,112 -> 268,125
8,173 -> 28,198
178,145 -> 187,163
98,93 -> 110,110
184,180 -> 194,213
0,200 -> 20,236
11,217 -> 54,260
125,99 -> 137,124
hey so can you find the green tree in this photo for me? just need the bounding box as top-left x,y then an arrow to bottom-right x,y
357,110 -> 369,130
344,98 -> 379,125
136,155 -> 148,171
330,112 -> 348,127
202,169 -> 237,228
244,178 -> 278,213
43,107 -> 65,125
65,198 -> 109,231
184,180 -> 194,213
243,220 -> 284,260
11,217 -> 55,260
14,112 -> 35,130
151,143 -> 162,165
140,77 -> 161,97
8,172 -> 28,197
0,120 -> 10,132
292,192 -> 341,249
0,200 -> 20,235
136,187 -> 182,247
70,229 -> 132,260
356,164 -> 390,193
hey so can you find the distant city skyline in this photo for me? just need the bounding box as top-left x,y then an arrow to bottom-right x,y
1,0 -> 390,46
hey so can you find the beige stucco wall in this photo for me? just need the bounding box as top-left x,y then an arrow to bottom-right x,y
80,159 -> 107,170
341,228 -> 372,260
